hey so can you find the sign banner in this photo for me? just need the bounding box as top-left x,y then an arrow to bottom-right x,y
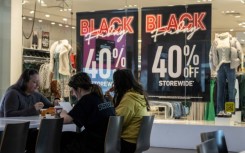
77,9 -> 138,93
41,31 -> 49,49
141,4 -> 211,101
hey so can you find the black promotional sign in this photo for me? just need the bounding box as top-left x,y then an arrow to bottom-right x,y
77,9 -> 138,93
141,4 -> 211,101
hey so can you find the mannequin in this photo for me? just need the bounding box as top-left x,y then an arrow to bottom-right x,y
209,32 -> 243,116
49,40 -> 73,100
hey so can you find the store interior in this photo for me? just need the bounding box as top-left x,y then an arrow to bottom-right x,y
21,0 -> 245,121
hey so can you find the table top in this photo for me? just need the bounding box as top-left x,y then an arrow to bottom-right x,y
0,116 -> 76,131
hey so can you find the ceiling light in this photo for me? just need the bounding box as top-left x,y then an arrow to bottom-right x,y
22,0 -> 29,5
60,9 -> 63,12
38,20 -> 42,22
230,29 -> 234,31
197,0 -> 201,2
63,18 -> 67,21
129,5 -> 132,7
29,11 -> 34,14
59,24 -> 63,27
68,9 -> 72,11
45,14 -> 50,18
243,26 -> 245,28
241,0 -> 245,4
241,39 -> 245,42
64,9 -> 67,11
239,23 -> 242,26
28,18 -> 32,21
134,5 -> 137,7
235,16 -> 241,18
65,25 -> 69,28
72,27 -> 76,29
22,16 -> 26,20
51,22 -> 55,25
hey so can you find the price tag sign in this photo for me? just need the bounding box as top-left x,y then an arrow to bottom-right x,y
225,102 -> 235,113
141,4 -> 212,101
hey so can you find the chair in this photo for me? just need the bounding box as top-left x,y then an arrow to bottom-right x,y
134,115 -> 155,153
35,118 -> 64,153
104,116 -> 124,153
197,138 -> 219,153
0,121 -> 30,153
200,130 -> 228,153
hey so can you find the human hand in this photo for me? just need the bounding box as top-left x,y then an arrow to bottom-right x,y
34,102 -> 44,111
105,87 -> 114,101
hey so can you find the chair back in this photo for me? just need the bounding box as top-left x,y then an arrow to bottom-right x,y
134,115 -> 155,153
35,118 -> 64,153
105,116 -> 124,153
200,130 -> 228,153
0,121 -> 30,153
197,138 -> 219,153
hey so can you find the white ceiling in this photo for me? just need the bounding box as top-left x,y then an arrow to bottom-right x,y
22,0 -> 245,33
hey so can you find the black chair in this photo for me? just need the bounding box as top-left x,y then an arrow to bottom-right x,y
200,130 -> 228,153
197,138 -> 219,153
104,116 -> 124,153
134,115 -> 155,153
35,118 -> 64,153
0,121 -> 30,153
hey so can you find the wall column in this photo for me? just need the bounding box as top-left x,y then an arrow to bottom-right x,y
0,0 -> 22,97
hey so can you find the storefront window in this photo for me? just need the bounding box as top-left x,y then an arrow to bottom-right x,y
22,0 -> 245,121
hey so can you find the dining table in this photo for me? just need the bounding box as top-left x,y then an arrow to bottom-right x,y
0,116 -> 77,131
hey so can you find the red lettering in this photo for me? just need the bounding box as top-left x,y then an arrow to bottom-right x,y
90,19 -> 95,33
179,13 -> 193,29
109,17 -> 122,32
80,19 -> 89,36
167,14 -> 178,31
194,12 -> 206,30
146,15 -> 156,32
99,18 -> 109,34
123,16 -> 134,33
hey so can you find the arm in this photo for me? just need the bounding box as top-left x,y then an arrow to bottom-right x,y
60,110 -> 73,124
3,90 -> 38,117
39,93 -> 53,108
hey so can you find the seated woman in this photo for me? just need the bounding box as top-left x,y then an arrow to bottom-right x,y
0,68 -> 52,117
60,72 -> 115,153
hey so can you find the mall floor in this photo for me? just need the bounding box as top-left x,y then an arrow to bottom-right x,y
145,147 -> 196,153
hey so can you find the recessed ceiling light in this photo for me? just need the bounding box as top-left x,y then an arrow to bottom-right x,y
72,27 -> 76,29
241,0 -> 245,4
239,23 -> 242,26
68,9 -> 72,11
241,39 -> 245,42
51,22 -> 55,25
22,16 -> 26,20
45,14 -> 50,18
65,25 -> 69,28
29,11 -> 34,14
63,18 -> 67,21
28,18 -> 32,21
235,16 -> 241,18
38,20 -> 42,22
59,24 -> 63,27
134,5 -> 137,7
60,9 -> 63,12
230,29 -> 234,31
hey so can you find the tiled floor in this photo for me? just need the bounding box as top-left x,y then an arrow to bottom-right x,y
145,147 -> 196,153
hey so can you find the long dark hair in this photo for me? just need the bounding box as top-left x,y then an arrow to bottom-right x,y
112,69 -> 150,110
68,72 -> 104,100
15,69 -> 39,91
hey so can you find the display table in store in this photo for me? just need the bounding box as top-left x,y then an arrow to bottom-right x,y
0,116 -> 76,131
151,118 -> 245,152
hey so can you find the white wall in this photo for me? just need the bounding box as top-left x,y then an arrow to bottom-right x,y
0,0 -> 22,97
22,19 -> 76,51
